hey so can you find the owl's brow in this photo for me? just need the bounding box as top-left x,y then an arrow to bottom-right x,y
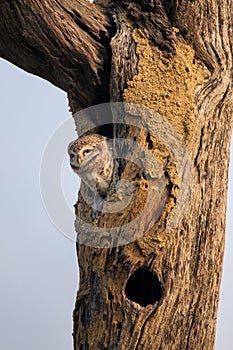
81,136 -> 104,146
68,134 -> 106,153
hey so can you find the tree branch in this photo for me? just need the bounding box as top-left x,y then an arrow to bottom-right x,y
0,0 -> 112,109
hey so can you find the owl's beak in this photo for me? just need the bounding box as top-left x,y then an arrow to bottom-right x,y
77,156 -> 82,164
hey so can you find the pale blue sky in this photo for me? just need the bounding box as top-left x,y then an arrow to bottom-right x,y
0,58 -> 232,349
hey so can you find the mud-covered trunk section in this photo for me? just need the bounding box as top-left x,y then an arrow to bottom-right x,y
73,1 -> 233,349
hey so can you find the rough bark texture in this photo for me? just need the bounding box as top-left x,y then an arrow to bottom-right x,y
0,0 -> 112,109
74,1 -> 233,349
1,1 -> 233,349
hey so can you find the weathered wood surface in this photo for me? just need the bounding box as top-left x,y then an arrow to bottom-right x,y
0,0 -> 111,109
1,1 -> 233,349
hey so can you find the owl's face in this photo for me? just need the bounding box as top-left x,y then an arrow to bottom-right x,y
68,134 -> 113,195
68,134 -> 106,172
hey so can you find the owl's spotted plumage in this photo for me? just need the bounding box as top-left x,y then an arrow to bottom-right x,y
68,134 -> 113,196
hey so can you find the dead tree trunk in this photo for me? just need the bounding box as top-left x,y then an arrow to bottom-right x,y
1,0 -> 233,349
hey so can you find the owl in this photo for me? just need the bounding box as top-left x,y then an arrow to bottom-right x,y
68,134 -> 114,196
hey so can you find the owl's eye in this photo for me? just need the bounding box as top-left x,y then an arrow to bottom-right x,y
69,153 -> 76,161
83,149 -> 92,156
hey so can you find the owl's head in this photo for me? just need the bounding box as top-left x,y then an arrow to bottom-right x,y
68,134 -> 107,172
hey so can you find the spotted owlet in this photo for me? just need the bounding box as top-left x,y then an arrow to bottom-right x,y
68,134 -> 113,196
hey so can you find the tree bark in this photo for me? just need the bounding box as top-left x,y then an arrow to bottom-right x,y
0,0 -> 112,109
1,1 -> 233,349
